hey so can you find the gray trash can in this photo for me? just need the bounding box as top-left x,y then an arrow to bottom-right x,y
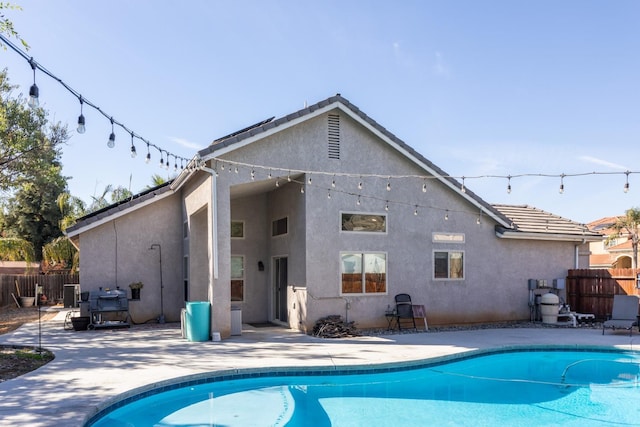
231,306 -> 242,336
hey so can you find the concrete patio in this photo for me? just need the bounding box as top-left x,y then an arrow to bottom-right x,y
0,309 -> 638,427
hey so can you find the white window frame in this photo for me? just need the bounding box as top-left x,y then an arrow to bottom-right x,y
272,216 -> 288,237
231,220 -> 245,239
433,250 -> 465,280
340,211 -> 387,234
340,251 -> 387,295
231,255 -> 245,302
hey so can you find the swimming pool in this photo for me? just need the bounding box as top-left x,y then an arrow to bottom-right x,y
88,348 -> 640,426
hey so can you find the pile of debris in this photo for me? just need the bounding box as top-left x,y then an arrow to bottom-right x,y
312,315 -> 359,338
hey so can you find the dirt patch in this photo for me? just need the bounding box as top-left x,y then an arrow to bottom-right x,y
0,305 -> 58,381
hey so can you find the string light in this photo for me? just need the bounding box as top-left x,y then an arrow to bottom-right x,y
300,185 -> 305,194
77,97 -> 86,134
624,171 -> 630,193
327,189 -> 331,199
461,177 -> 466,193
27,57 -> 39,109
107,118 -> 115,148
506,176 -> 511,194
358,178 -> 363,190
332,176 -> 336,188
414,205 -> 418,216
559,174 -> 565,194
251,169 -> 255,180
445,211 -> 449,221
422,180 -> 427,193
145,143 -> 151,164
308,174 -> 312,185
159,150 -> 165,168
356,195 -> 361,206
0,34 -> 190,167
386,177 -> 391,191
385,201 -> 389,211
130,132 -> 137,158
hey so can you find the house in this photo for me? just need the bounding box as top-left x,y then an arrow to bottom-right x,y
65,95 -> 601,337
587,216 -> 633,268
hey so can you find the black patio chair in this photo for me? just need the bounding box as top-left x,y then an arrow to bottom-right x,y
395,293 -> 417,331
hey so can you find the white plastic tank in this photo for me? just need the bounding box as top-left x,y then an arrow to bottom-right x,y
540,293 -> 560,324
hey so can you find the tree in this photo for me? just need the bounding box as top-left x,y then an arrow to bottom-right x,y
0,3 -> 28,50
606,208 -> 640,270
1,119 -> 69,260
42,236 -> 77,273
0,236 -> 34,263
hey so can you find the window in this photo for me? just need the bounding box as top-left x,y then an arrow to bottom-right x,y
341,252 -> 386,294
272,217 -> 288,236
434,251 -> 464,279
231,221 -> 244,239
231,255 -> 244,301
341,213 -> 386,233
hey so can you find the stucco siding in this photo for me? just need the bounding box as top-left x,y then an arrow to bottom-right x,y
78,193 -> 183,323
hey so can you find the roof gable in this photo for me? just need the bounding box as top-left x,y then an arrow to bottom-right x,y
198,94 -> 513,228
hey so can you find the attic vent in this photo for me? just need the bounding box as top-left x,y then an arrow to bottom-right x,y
328,114 -> 340,159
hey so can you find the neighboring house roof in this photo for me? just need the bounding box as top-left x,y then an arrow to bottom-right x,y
608,240 -> 633,252
587,216 -> 622,235
65,182 -> 173,240
492,204 -> 601,242
0,261 -> 40,275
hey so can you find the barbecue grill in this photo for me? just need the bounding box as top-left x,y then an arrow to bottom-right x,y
88,288 -> 130,329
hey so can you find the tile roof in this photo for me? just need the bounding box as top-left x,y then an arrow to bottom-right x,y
492,204 -> 601,240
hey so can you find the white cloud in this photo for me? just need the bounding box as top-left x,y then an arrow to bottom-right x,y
432,51 -> 450,77
578,155 -> 628,170
167,136 -> 205,150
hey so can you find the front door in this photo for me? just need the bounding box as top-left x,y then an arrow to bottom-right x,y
273,257 -> 288,322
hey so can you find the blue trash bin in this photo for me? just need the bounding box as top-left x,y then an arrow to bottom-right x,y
185,301 -> 211,342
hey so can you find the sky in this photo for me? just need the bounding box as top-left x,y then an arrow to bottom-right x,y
1,0 -> 639,224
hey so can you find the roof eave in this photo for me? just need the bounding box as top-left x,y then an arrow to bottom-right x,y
495,229 -> 602,243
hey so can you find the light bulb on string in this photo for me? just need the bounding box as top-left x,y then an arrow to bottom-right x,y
386,177 -> 391,191
559,174 -> 565,194
461,177 -> 466,193
275,179 -> 280,188
159,151 -> 165,168
624,171 -> 630,193
300,185 -> 305,194
287,173 -> 291,182
506,176 -> 511,194
107,118 -> 116,148
308,175 -> 312,185
165,155 -> 170,170
181,160 -> 185,170
27,58 -> 39,109
414,206 -> 418,216
130,132 -> 137,158
356,195 -> 361,206
251,169 -> 255,180
385,201 -> 389,212
422,180 -> 427,193
332,176 -> 336,188
327,189 -> 332,199
268,169 -> 272,179
77,97 -> 86,134
445,210 -> 449,221
234,166 -> 238,173
477,210 -> 482,225
174,158 -> 178,172
145,144 -> 151,164
358,178 -> 363,190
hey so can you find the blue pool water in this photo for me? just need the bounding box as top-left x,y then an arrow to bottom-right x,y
89,349 -> 640,426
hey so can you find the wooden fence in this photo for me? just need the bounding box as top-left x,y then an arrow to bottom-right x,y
566,268 -> 639,320
0,274 -> 79,307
